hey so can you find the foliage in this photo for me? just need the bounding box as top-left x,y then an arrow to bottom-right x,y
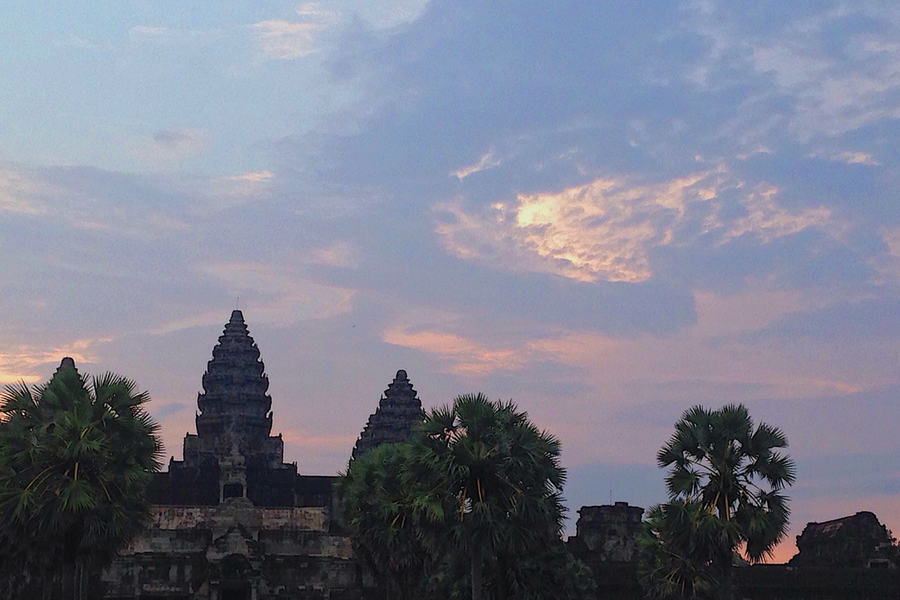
638,502 -> 717,599
0,359 -> 163,597
334,442 -> 432,600
408,393 -> 569,600
643,404 -> 796,600
336,393 -> 591,600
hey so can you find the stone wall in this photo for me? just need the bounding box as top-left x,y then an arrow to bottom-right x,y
569,502 -> 645,563
97,500 -> 359,600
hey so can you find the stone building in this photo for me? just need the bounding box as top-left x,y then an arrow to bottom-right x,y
568,502 -> 645,563
97,311 -> 359,600
351,369 -> 424,459
790,511 -> 897,569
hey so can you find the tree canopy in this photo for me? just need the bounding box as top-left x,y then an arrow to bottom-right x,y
642,404 -> 796,600
0,358 -> 163,598
337,393 -> 593,600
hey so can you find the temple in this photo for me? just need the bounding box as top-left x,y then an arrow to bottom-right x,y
67,310 -> 900,599
351,369 -> 424,459
148,310 -> 331,508
99,311 -> 355,600
567,502 -> 644,563
790,511 -> 898,569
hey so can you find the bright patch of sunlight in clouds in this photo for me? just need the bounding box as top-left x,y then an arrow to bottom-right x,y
436,167 -> 838,283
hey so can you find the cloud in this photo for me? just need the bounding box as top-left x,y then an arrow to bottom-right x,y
452,150 -> 501,180
152,402 -> 188,420
305,242 -> 358,268
280,428 -> 358,450
718,183 -> 834,244
383,328 -> 526,375
194,171 -> 277,213
129,25 -> 172,40
0,163 -> 190,238
686,2 -> 900,141
127,25 -> 222,46
195,261 -> 356,326
435,166 -> 838,284
127,128 -> 211,167
832,151 -> 880,166
296,3 -> 339,21
150,128 -> 210,159
744,298 -> 900,343
52,34 -> 109,51
0,166 -> 49,215
225,170 -> 275,183
0,338 -> 111,384
253,20 -> 322,60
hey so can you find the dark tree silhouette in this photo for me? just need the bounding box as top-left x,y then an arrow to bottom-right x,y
647,404 -> 796,600
0,358 -> 162,599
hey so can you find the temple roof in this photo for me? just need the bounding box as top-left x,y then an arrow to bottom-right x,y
195,310 -> 273,443
352,369 -> 424,459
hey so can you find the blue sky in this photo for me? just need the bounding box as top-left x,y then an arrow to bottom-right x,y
3,0 -> 900,560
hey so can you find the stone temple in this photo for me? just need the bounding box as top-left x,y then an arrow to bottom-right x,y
97,310 -> 425,600
148,310 -> 332,508
351,369 -> 424,460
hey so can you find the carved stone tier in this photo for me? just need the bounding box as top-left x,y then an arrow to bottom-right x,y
352,369 -> 425,459
194,310 -> 274,456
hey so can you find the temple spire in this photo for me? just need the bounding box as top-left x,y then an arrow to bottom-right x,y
195,310 -> 273,447
352,369 -> 425,459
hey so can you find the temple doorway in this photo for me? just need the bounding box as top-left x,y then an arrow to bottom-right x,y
220,583 -> 251,600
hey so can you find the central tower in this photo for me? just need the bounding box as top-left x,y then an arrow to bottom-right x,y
195,309 -> 273,450
154,310 -> 316,507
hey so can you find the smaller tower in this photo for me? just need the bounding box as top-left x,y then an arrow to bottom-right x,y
352,369 -> 425,459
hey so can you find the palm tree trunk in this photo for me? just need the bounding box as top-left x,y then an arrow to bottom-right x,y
720,551 -> 733,600
471,553 -> 483,600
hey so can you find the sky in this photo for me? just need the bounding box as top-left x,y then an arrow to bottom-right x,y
2,0 -> 900,563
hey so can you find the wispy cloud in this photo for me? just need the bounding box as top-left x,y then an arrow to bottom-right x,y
225,170 -> 275,183
0,338 -> 111,384
151,128 -> 210,159
0,166 -> 49,215
195,261 -> 356,325
452,150 -> 501,180
383,328 -> 526,375
688,2 -> 900,141
127,25 -> 222,46
436,166 -> 838,283
1,162 -> 190,238
52,34 -> 109,51
253,20 -> 323,60
305,241 -> 358,268
193,170 -> 277,213
718,183 -> 833,245
832,151 -> 880,166
127,127 -> 211,167
280,428 -> 358,450
296,3 -> 339,21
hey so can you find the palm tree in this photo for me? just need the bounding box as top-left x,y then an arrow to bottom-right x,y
0,358 -> 163,599
655,404 -> 795,600
638,501 -> 717,599
335,442 -> 431,600
409,393 -> 566,600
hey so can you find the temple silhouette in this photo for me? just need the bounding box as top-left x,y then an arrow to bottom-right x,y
148,310 -> 333,509
98,310 -> 423,599
90,310 -> 899,599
